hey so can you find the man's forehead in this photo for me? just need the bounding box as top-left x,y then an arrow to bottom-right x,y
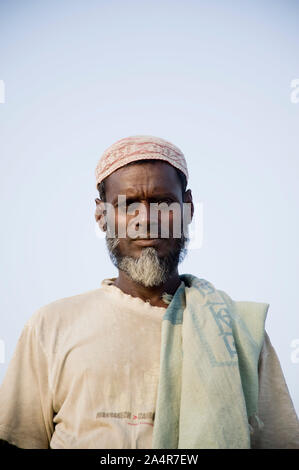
105,162 -> 181,195
108,185 -> 180,204
108,160 -> 178,182
114,186 -> 177,197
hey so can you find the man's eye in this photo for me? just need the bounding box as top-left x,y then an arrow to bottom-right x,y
117,199 -> 173,208
151,199 -> 173,207
159,199 -> 173,204
125,199 -> 138,206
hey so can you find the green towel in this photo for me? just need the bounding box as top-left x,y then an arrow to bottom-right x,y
152,274 -> 269,449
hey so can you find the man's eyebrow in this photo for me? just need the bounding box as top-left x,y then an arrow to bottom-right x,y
111,191 -> 178,204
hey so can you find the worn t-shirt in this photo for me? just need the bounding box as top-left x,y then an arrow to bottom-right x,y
0,278 -> 298,449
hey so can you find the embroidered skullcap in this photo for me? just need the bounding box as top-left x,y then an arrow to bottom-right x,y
95,135 -> 188,188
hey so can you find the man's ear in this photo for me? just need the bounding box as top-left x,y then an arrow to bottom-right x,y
94,198 -> 107,232
183,189 -> 194,222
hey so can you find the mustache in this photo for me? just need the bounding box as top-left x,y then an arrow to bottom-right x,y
105,229 -> 189,270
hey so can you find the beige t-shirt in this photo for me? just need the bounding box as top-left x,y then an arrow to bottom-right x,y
0,278 -> 298,449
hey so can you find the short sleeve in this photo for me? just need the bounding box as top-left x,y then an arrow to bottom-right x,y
251,331 -> 299,449
0,321 -> 54,448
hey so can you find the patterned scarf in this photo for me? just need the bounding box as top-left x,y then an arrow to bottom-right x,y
152,274 -> 269,449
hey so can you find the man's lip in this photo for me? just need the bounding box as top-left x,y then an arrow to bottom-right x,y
132,238 -> 163,246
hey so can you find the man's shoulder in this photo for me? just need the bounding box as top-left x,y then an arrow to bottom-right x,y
25,284 -> 110,331
215,288 -> 270,355
216,288 -> 270,319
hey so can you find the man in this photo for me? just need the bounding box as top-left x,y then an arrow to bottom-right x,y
0,135 -> 298,449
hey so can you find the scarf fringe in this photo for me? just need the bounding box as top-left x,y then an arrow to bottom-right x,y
161,293 -> 174,305
248,413 -> 264,435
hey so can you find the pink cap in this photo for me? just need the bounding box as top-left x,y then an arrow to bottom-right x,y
95,135 -> 189,188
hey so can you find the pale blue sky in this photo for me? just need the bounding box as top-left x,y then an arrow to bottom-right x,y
0,0 -> 299,415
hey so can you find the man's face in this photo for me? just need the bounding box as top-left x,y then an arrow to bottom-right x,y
96,161 -> 193,287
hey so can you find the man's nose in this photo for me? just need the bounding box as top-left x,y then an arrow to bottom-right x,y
132,202 -> 159,237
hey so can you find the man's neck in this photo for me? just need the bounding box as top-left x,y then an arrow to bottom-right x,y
113,269 -> 181,308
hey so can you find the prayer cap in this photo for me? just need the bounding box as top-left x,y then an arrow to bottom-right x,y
95,135 -> 188,188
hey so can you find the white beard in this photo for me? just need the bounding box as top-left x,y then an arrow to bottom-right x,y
117,246 -> 170,287
105,230 -> 189,288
